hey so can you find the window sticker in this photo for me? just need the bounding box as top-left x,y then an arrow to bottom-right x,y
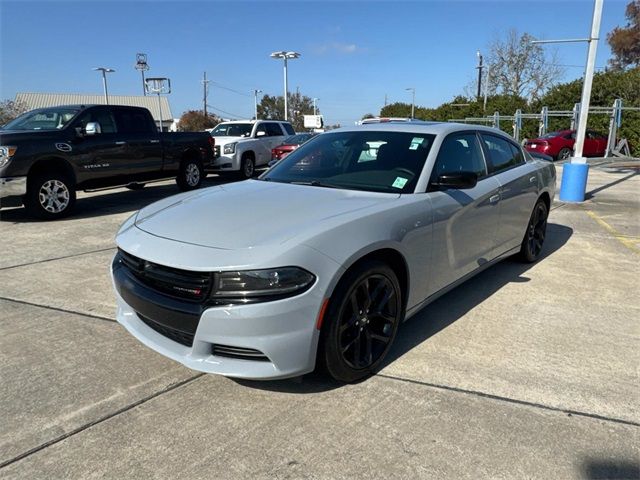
409,137 -> 425,150
392,177 -> 408,189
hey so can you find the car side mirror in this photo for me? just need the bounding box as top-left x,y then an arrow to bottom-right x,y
431,171 -> 478,190
256,131 -> 266,137
84,122 -> 102,136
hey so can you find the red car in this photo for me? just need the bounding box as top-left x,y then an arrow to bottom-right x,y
524,129 -> 608,160
270,133 -> 317,164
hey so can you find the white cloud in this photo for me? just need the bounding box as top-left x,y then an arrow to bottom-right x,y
313,42 -> 361,55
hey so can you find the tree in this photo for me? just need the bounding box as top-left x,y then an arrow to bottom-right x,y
178,110 -> 221,131
361,113 -> 375,120
257,92 -> 317,131
484,30 -> 564,103
607,0 -> 640,70
0,99 -> 28,126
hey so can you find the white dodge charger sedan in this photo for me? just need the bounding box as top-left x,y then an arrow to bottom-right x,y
111,122 -> 555,382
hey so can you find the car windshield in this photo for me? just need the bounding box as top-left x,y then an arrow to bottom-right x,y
284,133 -> 314,145
3,107 -> 80,131
540,131 -> 563,139
210,123 -> 252,137
261,130 -> 435,193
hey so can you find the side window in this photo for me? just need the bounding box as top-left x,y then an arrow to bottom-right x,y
266,122 -> 284,136
255,123 -> 267,137
431,132 -> 487,181
282,123 -> 295,135
93,109 -> 117,134
509,143 -> 525,166
481,134 -> 520,173
114,109 -> 154,134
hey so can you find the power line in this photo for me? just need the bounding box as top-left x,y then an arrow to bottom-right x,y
211,82 -> 251,97
206,104 -> 246,119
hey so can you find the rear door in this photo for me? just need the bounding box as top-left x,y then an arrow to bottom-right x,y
112,107 -> 163,180
480,133 -> 538,253
427,131 -> 501,295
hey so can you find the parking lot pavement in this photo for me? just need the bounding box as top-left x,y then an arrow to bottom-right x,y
1,166 -> 638,478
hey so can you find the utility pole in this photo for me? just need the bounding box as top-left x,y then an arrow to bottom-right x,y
135,54 -> 149,96
384,94 -> 388,106
312,97 -> 318,115
254,89 -> 262,120
476,51 -> 483,101
202,72 -> 210,117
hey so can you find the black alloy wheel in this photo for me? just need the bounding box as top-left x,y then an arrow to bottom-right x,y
557,147 -> 572,161
519,199 -> 548,263
320,260 -> 402,383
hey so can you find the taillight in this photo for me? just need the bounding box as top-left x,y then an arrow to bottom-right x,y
208,136 -> 215,153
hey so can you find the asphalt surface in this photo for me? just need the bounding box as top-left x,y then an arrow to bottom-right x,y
1,162 -> 638,479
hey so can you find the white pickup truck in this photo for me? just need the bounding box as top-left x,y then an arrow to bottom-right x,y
208,120 -> 295,178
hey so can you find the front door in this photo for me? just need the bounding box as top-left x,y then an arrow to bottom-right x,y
427,131 -> 501,296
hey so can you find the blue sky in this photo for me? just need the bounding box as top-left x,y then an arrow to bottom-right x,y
0,0 -> 629,126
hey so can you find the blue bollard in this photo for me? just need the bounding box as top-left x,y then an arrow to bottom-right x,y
559,163 -> 590,202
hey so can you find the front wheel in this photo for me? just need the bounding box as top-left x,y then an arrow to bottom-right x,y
25,172 -> 76,220
518,199 -> 548,263
176,159 -> 204,191
319,260 -> 403,383
239,155 -> 255,179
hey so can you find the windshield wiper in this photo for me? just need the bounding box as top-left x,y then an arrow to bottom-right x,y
290,180 -> 341,189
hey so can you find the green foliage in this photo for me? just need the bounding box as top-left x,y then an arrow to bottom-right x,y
257,92 -> 317,131
178,110 -> 221,131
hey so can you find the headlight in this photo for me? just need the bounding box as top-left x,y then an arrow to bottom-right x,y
0,146 -> 18,168
223,142 -> 237,155
211,267 -> 315,303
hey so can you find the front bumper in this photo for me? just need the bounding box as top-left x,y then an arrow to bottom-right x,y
0,176 -> 27,199
111,254 -> 328,380
207,154 -> 240,172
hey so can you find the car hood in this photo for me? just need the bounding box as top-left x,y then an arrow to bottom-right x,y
134,180 -> 399,250
210,135 -> 245,147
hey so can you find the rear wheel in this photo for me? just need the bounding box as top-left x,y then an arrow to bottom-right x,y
557,147 -> 572,161
25,171 -> 76,220
319,260 -> 402,383
176,159 -> 204,191
518,199 -> 548,263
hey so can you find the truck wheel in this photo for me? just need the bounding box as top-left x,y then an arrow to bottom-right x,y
25,172 -> 76,220
176,159 -> 204,191
240,154 -> 255,179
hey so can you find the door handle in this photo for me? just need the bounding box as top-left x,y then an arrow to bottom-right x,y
489,194 -> 500,204
115,141 -> 126,145
529,176 -> 537,183
149,139 -> 160,144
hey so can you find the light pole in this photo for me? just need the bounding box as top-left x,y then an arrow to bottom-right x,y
405,88 -> 415,119
270,51 -> 301,121
313,97 -> 319,115
476,51 -> 484,101
135,53 -> 149,96
254,89 -> 262,120
532,0 -> 603,202
93,67 -> 115,105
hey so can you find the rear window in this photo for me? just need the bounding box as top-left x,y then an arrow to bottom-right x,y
282,123 -> 295,135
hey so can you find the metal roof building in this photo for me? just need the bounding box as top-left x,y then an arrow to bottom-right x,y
15,93 -> 174,129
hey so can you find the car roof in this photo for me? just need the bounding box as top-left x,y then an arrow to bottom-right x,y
219,119 -> 291,125
335,121 -> 516,139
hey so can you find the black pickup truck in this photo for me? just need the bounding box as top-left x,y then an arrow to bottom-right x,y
0,104 -> 215,219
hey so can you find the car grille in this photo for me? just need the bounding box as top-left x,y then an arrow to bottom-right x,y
138,314 -> 195,347
212,344 -> 270,362
117,249 -> 212,302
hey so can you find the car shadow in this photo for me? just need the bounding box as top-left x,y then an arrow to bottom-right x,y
581,458 -> 640,479
236,222 -> 573,394
0,175 -> 236,223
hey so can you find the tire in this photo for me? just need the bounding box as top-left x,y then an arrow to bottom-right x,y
518,199 -> 549,263
25,171 -> 76,220
126,182 -> 145,190
318,260 -> 403,383
239,154 -> 255,179
557,147 -> 572,161
176,158 -> 204,191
